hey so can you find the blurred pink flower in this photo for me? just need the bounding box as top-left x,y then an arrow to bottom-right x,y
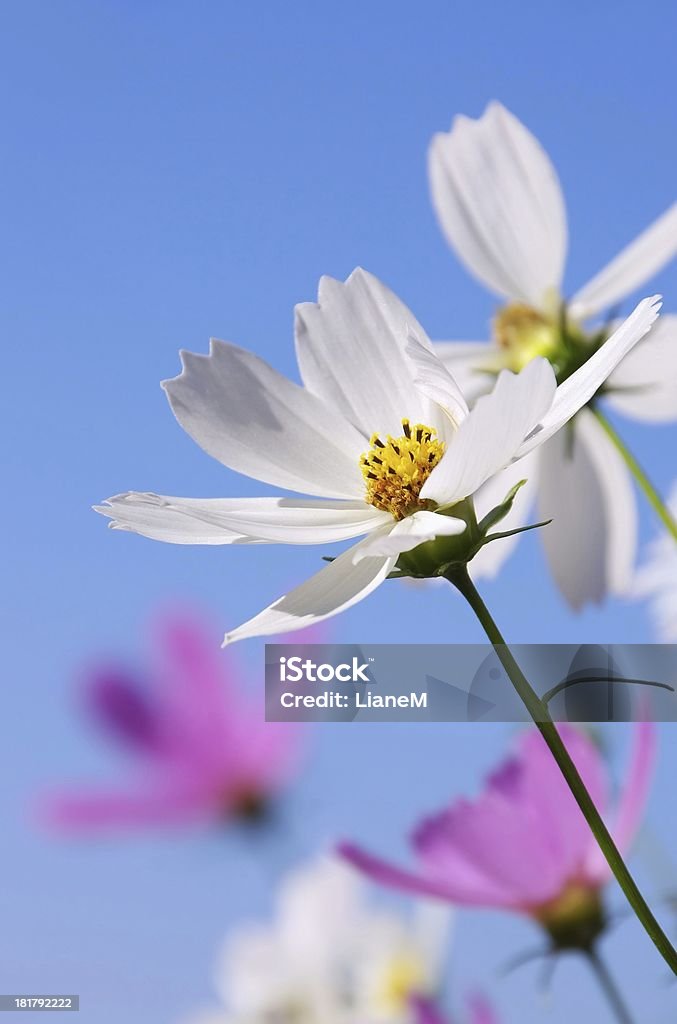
412,994 -> 498,1024
341,722 -> 655,950
40,613 -> 304,832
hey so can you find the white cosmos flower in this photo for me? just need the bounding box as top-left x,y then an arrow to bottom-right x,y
634,482 -> 677,641
182,855 -> 450,1024
430,101 -> 677,608
97,269 -> 659,643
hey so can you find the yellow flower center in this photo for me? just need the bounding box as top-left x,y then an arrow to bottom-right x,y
360,419 -> 445,521
493,302 -> 559,371
374,951 -> 428,1013
532,882 -> 605,951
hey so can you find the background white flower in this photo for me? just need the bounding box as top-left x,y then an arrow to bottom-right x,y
634,482 -> 677,640
429,101 -> 677,608
97,269 -> 659,643
182,855 -> 451,1024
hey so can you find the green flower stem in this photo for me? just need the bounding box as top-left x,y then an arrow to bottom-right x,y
592,405 -> 677,543
445,565 -> 677,976
586,948 -> 635,1024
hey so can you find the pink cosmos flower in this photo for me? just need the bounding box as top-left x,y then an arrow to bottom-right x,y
41,613 -> 304,832
412,994 -> 498,1024
340,722 -> 655,950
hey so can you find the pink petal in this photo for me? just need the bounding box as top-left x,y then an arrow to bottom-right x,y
42,614 -> 314,838
583,719 -> 656,884
343,725 -> 614,913
412,795 -> 568,907
515,724 -> 609,816
337,842 -> 495,905
409,996 -> 452,1024
216,715 -> 304,811
467,994 -> 500,1024
409,725 -> 610,908
151,613 -> 310,777
150,612 -> 235,760
38,781 -> 216,833
502,725 -> 609,890
227,715 -> 302,786
84,667 -> 164,753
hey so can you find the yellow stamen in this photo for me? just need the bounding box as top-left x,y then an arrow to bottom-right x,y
360,419 -> 445,520
374,952 -> 428,1013
493,302 -> 559,371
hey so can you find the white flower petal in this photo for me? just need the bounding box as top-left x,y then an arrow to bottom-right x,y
219,926 -> 298,1015
219,860 -> 364,1013
634,485 -> 677,640
223,533 -> 396,644
434,340 -> 496,404
429,102 -> 567,306
351,511 -> 466,563
409,901 -> 454,987
421,358 -> 556,505
163,340 -> 366,500
470,451 -> 539,579
96,493 -> 389,545
405,334 -> 469,430
537,409 -> 637,609
516,296 -> 662,457
294,268 -> 433,439
180,1012 -> 229,1024
571,202 -> 677,319
277,858 -> 363,965
605,315 -> 677,422
94,492 -> 262,545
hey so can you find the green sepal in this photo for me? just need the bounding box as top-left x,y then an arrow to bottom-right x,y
476,479 -> 527,535
481,518 -> 552,545
394,482 -> 549,580
320,481 -> 549,582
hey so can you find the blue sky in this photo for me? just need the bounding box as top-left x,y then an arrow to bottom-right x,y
3,1 -> 677,1021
